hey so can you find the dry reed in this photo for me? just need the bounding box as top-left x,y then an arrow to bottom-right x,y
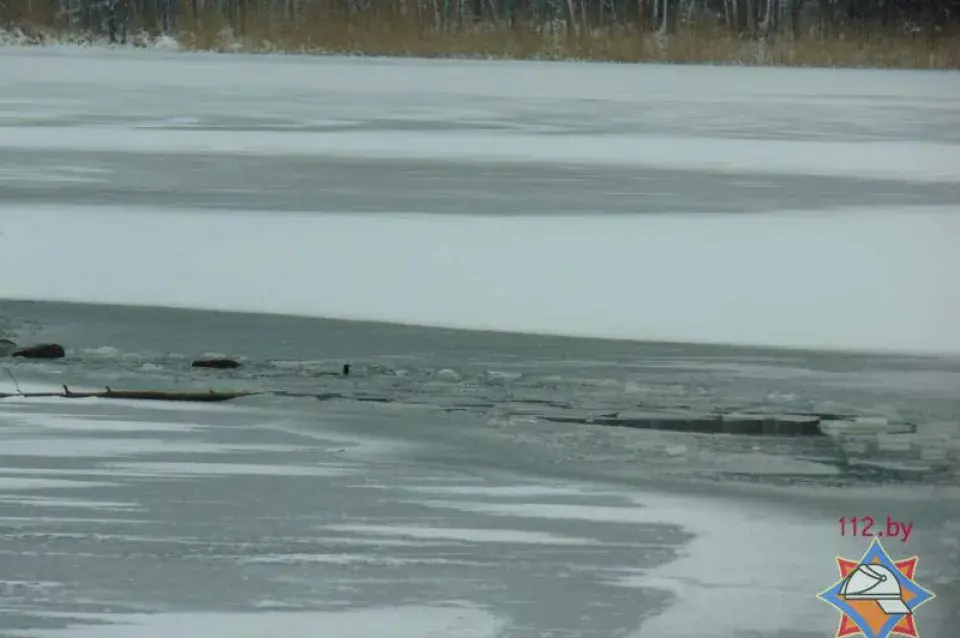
5,4 -> 959,69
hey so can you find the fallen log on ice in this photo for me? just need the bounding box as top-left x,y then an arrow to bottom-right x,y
0,384 -> 258,402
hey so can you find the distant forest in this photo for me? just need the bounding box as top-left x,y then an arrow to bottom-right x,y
3,0 -> 958,45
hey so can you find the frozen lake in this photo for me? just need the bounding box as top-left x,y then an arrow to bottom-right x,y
0,47 -> 959,637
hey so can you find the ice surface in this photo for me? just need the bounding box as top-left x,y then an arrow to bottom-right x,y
0,438 -> 298,457
1,204 -> 957,354
324,523 -> 601,545
103,461 -> 350,477
10,606 -> 506,638
5,414 -> 200,433
403,494 -> 875,637
0,477 -> 113,490
2,50 -> 959,353
242,553 -> 488,567
0,495 -> 141,510
0,393 -> 956,637
0,167 -> 107,184
1,127 -> 957,183
0,394 -> 267,414
310,536 -> 462,548
407,485 -> 597,497
2,49 -> 957,129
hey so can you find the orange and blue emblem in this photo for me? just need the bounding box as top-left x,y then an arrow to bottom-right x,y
818,538 -> 935,638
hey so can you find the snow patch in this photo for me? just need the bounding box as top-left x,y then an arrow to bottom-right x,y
104,461 -> 351,477
323,523 -> 601,546
153,35 -> 181,52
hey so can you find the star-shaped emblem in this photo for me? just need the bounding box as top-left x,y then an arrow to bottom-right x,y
818,538 -> 936,638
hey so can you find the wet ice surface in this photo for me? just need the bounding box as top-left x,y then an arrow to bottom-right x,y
1,303 -> 959,638
5,153 -> 960,215
3,299 -> 960,488
1,47 -> 960,637
0,396 -> 690,637
0,391 -> 954,638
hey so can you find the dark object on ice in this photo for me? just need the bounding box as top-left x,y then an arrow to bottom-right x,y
543,411 -> 826,437
192,358 -> 241,369
271,390 -> 343,402
0,384 -> 256,403
316,363 -> 352,378
12,343 -> 65,359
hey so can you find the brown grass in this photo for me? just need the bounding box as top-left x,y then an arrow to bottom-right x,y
192,15 -> 960,68
6,5 -> 960,69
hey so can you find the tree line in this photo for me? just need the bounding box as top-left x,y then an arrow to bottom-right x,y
3,0 -> 957,45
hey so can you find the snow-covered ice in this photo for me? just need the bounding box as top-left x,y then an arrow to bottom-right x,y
1,204 -> 957,354
1,49 -> 959,353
